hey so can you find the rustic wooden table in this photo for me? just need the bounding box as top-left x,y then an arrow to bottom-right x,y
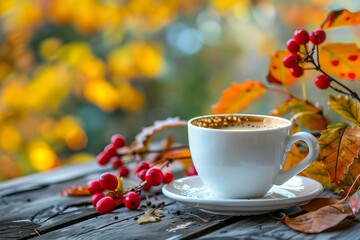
1,161 -> 359,240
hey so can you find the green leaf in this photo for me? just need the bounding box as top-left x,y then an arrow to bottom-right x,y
328,95 -> 360,127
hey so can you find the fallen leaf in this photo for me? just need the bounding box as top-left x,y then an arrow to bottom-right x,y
319,43 -> 360,81
267,50 -> 298,86
321,9 -> 360,30
59,185 -> 90,196
301,198 -> 339,212
212,81 -> 267,114
137,208 -> 165,224
348,188 -> 360,214
282,204 -> 354,233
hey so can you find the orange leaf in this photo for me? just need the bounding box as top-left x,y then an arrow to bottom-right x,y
282,204 -> 354,233
319,43 -> 360,80
321,9 -> 360,30
318,123 -> 360,186
267,50 -> 298,86
287,98 -> 329,131
211,81 -> 267,114
59,184 -> 90,196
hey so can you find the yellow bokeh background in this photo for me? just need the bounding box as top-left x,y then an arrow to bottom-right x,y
0,0 -> 358,180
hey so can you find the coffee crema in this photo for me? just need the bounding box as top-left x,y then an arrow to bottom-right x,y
191,115 -> 287,130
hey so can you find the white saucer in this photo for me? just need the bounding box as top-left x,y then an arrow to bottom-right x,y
162,175 -> 323,216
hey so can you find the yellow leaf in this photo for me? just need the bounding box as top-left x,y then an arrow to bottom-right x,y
211,81 -> 267,114
321,9 -> 360,30
267,50 -> 298,86
328,95 -> 360,128
287,98 -> 329,131
319,43 -> 360,80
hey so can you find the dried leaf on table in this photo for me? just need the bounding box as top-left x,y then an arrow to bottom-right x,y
328,95 -> 360,127
282,204 -> 354,233
59,185 -> 90,196
319,43 -> 360,81
348,188 -> 360,214
301,198 -> 339,212
321,9 -> 360,30
137,208 -> 165,224
211,81 -> 267,114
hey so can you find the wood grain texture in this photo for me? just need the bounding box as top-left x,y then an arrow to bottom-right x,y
1,161 -> 360,240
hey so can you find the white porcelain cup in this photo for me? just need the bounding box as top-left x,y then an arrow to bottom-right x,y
188,114 -> 320,199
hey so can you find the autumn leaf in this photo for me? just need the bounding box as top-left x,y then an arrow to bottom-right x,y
300,160 -> 332,188
269,102 -> 292,117
319,43 -> 360,80
282,204 -> 354,233
301,198 -> 339,212
59,184 -> 90,196
131,117 -> 187,152
317,122 -> 360,186
321,9 -> 360,30
328,95 -> 360,128
267,50 -> 298,86
287,98 -> 329,131
211,81 -> 267,114
137,208 -> 165,224
348,187 -> 360,214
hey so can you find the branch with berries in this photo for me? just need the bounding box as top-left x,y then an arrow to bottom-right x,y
282,28 -> 360,102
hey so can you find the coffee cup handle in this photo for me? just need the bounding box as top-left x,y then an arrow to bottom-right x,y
273,132 -> 320,186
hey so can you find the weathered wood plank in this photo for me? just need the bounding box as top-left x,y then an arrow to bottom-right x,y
33,202 -> 238,240
198,208 -> 360,240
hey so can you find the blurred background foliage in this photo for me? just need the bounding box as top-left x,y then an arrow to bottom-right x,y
0,0 -> 359,180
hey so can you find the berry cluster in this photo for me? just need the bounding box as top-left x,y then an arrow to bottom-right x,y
87,134 -> 179,214
283,28 -> 332,89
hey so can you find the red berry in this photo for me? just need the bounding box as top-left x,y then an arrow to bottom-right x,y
309,29 -> 326,45
145,167 -> 163,186
124,192 -> 140,210
294,29 -> 309,44
87,180 -> 104,194
110,156 -> 123,169
315,75 -> 331,89
104,144 -> 117,158
162,172 -> 174,184
97,152 -> 110,165
99,173 -> 118,191
286,39 -> 300,53
111,134 -> 126,148
92,193 -> 104,206
142,182 -> 152,191
96,196 -> 115,214
117,166 -> 129,178
137,168 -> 148,181
282,54 -> 298,68
290,66 -> 304,78
134,161 -> 150,173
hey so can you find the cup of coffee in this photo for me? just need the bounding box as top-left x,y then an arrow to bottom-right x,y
188,114 -> 319,199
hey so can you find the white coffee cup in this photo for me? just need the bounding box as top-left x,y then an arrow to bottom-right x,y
188,114 -> 319,199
